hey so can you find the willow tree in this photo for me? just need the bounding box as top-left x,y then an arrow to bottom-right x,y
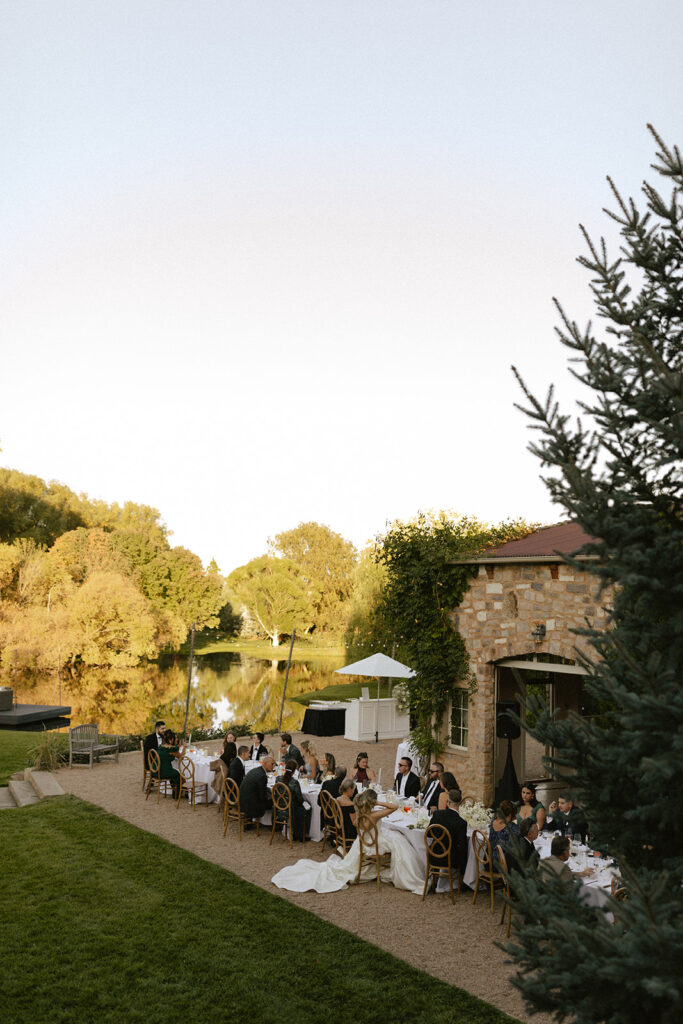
507,127 -> 683,1024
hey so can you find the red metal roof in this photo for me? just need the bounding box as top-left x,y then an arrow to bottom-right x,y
478,522 -> 598,561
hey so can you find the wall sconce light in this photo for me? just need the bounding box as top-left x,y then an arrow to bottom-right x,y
531,622 -> 546,643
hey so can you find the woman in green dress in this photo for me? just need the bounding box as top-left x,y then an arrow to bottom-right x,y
157,730 -> 182,799
516,781 -> 546,830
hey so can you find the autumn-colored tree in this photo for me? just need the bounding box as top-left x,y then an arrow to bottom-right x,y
269,521 -> 357,635
66,571 -> 160,667
228,555 -> 316,647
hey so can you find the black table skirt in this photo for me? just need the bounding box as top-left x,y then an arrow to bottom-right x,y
301,707 -> 346,737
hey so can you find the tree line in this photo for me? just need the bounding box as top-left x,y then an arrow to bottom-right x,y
0,469 -> 225,676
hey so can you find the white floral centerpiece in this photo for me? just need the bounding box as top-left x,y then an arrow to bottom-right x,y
459,801 -> 494,831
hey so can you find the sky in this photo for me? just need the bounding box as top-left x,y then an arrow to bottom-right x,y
2,2 -> 681,574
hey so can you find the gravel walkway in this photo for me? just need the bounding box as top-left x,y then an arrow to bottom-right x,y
58,730 -> 548,1024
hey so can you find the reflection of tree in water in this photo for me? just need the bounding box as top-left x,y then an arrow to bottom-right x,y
16,653 -> 345,735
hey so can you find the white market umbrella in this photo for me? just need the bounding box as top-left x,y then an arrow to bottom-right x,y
336,652 -> 415,742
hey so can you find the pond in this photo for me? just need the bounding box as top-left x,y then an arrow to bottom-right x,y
13,652 -> 348,736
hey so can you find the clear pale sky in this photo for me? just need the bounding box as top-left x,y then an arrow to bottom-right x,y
2,2 -> 680,573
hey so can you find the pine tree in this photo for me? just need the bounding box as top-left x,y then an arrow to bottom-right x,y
507,126 -> 683,1024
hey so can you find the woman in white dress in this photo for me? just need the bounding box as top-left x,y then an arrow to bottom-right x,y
271,789 -> 425,895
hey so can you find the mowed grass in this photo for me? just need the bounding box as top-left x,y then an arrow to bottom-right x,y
294,680 -> 394,705
2,797 -> 521,1024
0,730 -> 39,784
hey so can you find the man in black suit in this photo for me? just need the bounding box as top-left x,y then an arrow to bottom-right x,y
239,754 -> 275,820
143,720 -> 165,768
228,745 -> 249,787
429,788 -> 468,873
511,817 -> 541,872
280,732 -> 304,767
394,755 -> 421,799
421,762 -> 444,810
546,793 -> 588,842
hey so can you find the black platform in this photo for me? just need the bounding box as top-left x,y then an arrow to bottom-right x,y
301,706 -> 346,736
0,703 -> 71,731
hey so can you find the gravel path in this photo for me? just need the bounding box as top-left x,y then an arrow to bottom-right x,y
58,731 -> 548,1024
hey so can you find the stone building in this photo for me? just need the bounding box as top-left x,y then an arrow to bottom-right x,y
439,523 -> 607,805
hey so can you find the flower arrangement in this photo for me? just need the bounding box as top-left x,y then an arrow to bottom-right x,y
459,801 -> 494,831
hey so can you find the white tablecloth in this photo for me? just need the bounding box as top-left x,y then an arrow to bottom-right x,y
173,749 -> 219,805
249,769 -> 323,842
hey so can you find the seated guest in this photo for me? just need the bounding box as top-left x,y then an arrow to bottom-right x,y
394,756 -> 421,799
352,752 -> 376,785
320,752 -> 336,779
210,739 -> 237,799
275,759 -> 311,842
336,778 -> 358,841
541,835 -> 594,882
507,818 -> 540,874
280,732 -> 304,767
156,729 -> 182,800
228,745 -> 250,787
225,731 -> 237,745
249,733 -> 268,761
489,800 -> 520,862
546,793 -> 588,841
429,788 -> 468,873
516,781 -> 546,831
300,740 -> 321,782
436,771 -> 459,811
143,720 -> 166,768
239,754 -> 275,821
421,762 -> 445,810
318,765 -> 346,805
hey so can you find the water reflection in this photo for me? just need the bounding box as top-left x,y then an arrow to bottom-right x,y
15,652 -> 346,735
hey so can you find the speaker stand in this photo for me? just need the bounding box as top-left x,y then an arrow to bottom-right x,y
494,736 -> 520,807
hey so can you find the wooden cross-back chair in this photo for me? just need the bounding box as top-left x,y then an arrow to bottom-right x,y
270,782 -> 295,849
318,790 -> 338,854
140,740 -> 151,792
222,777 -> 257,839
356,813 -> 391,891
422,823 -> 460,905
145,748 -> 165,803
330,800 -> 355,857
177,756 -> 210,810
471,829 -> 506,913
496,844 -> 512,937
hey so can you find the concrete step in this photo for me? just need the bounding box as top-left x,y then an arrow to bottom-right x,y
25,768 -> 65,799
0,787 -> 17,809
8,779 -> 40,807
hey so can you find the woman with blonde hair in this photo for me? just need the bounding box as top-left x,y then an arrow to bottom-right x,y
300,740 -> 321,783
272,785 -> 424,895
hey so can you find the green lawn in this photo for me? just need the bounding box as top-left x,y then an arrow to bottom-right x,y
294,679 -> 395,705
188,634 -> 346,660
2,797 -> 520,1024
0,730 -> 39,785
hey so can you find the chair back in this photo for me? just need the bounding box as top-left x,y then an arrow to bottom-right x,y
148,748 -> 161,776
357,813 -> 379,854
496,844 -> 510,874
223,776 -> 240,811
318,789 -> 336,824
69,724 -> 98,750
472,829 -> 493,871
178,755 -> 195,783
460,795 -> 475,807
272,782 -> 292,816
425,823 -> 452,866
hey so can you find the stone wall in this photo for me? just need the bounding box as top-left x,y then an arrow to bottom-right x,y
440,561 -> 609,804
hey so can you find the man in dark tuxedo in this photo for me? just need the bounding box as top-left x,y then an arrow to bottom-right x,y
506,818 -> 541,874
249,733 -> 269,761
280,732 -> 304,767
429,788 -> 468,873
239,754 -> 275,820
421,761 -> 444,810
546,793 -> 588,841
228,745 -> 249,787
143,720 -> 165,768
394,755 -> 421,799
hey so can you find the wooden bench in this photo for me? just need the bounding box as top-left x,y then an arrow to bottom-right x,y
69,724 -> 120,769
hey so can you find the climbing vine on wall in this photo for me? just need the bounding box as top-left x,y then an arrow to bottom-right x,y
374,511 -> 534,760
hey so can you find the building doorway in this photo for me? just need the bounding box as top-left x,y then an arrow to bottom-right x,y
493,654 -> 588,796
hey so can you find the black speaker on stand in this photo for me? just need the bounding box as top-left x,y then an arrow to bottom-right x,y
494,701 -> 521,807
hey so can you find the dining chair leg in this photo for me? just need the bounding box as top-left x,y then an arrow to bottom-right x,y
448,871 -> 455,906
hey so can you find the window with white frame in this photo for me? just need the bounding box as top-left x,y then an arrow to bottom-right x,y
450,689 -> 469,748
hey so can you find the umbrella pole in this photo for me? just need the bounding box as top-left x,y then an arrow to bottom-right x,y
278,629 -> 296,733
375,676 -> 381,743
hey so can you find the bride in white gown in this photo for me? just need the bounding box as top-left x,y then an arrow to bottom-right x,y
271,788 -> 425,896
